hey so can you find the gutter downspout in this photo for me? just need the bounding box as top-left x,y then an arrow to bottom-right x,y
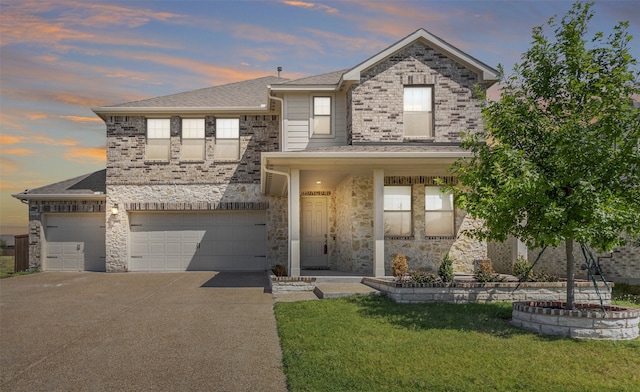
268,93 -> 285,152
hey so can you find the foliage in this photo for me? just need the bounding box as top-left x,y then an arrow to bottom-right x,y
272,264 -> 288,277
450,2 -> 640,307
275,296 -> 640,392
612,283 -> 640,306
391,254 -> 408,278
438,253 -> 454,283
0,238 -> 6,256
512,256 -> 559,282
408,269 -> 441,284
474,260 -> 506,282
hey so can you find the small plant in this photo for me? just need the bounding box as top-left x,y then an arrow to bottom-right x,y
391,254 -> 408,279
513,256 -> 533,281
438,253 -> 454,283
272,264 -> 288,277
409,270 -> 441,284
474,260 -> 506,282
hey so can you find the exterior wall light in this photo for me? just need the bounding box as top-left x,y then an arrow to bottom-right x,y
111,203 -> 119,215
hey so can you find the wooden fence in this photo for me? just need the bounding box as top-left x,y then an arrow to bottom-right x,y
14,234 -> 29,272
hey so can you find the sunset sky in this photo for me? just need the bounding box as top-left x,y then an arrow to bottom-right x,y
1,0 -> 639,234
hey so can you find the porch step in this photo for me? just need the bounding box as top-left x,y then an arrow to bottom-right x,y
314,283 -> 380,299
312,276 -> 366,284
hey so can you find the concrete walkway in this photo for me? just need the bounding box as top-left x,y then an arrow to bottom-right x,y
0,272 -> 287,392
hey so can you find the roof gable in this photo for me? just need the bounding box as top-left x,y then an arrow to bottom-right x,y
343,28 -> 498,84
13,170 -> 106,200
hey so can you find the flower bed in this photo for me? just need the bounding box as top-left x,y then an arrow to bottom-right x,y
363,277 -> 612,304
512,301 -> 639,340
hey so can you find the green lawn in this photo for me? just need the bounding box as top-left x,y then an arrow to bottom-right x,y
275,295 -> 640,392
0,255 -> 36,278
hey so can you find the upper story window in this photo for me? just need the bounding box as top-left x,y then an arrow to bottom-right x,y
313,96 -> 331,136
146,119 -> 170,161
403,86 -> 433,138
384,186 -> 412,237
215,118 -> 239,161
425,186 -> 455,237
181,119 -> 205,161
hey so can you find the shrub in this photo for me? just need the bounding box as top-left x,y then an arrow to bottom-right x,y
409,270 -> 441,284
272,264 -> 288,277
391,254 -> 408,278
438,254 -> 454,283
474,260 -> 506,282
513,256 -> 533,281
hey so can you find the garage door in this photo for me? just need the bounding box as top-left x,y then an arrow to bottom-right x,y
129,211 -> 267,271
45,214 -> 106,271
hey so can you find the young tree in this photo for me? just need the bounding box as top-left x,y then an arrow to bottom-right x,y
451,2 -> 640,309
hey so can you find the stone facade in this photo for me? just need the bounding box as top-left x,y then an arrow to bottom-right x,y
350,41 -> 483,143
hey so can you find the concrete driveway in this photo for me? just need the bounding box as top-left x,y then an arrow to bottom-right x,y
0,272 -> 288,392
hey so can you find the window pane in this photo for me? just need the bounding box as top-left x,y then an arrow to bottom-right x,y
147,119 -> 170,139
425,187 -> 453,210
182,119 -> 204,139
425,211 -> 455,236
215,139 -> 239,160
403,112 -> 432,137
182,139 -> 205,160
403,87 -> 431,112
216,119 -> 239,138
384,212 -> 412,236
145,138 -> 170,160
313,116 -> 331,135
314,97 -> 331,115
384,186 -> 411,211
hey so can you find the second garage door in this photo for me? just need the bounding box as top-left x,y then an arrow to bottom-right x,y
129,211 -> 267,271
45,214 -> 106,271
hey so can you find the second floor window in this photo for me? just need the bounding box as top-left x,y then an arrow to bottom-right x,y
146,119 -> 170,161
215,118 -> 240,161
313,96 -> 331,135
384,186 -> 412,237
403,86 -> 433,138
425,186 -> 455,237
181,119 -> 205,161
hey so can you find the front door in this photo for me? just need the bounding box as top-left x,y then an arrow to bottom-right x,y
301,197 -> 328,268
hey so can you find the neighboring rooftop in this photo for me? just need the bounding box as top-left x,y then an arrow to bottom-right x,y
276,69 -> 347,86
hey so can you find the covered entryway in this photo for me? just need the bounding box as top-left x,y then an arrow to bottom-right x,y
44,214 -> 106,271
301,197 -> 329,268
129,211 -> 266,271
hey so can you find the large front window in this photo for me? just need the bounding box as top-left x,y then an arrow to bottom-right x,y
425,186 -> 454,237
384,186 -> 412,236
215,118 -> 239,160
181,119 -> 205,161
146,119 -> 170,161
404,86 -> 433,137
313,96 -> 331,135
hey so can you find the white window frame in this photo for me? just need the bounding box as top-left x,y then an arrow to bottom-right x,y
311,95 -> 334,137
403,86 -> 434,138
145,118 -> 171,161
181,118 -> 205,161
215,118 -> 240,161
383,186 -> 412,237
425,186 -> 455,237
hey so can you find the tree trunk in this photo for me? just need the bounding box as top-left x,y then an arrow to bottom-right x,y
566,238 -> 575,310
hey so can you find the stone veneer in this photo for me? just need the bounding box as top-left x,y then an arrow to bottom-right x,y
350,41 -> 484,143
27,200 -> 105,270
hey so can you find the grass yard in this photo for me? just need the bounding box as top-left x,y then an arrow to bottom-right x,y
275,295 -> 640,392
0,255 -> 15,278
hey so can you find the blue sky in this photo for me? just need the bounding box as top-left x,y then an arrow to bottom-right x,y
1,0 -> 639,234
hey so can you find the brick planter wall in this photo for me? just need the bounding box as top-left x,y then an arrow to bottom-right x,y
363,278 -> 612,304
512,301 -> 639,340
269,276 -> 316,294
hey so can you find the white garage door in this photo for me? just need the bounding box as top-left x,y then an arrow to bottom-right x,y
129,211 -> 267,271
45,214 -> 106,271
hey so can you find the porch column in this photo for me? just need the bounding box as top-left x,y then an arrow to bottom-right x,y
290,168 -> 301,277
373,169 -> 385,277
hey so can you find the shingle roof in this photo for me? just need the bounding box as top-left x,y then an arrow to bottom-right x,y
277,69 -> 347,86
16,170 -> 106,196
105,76 -> 286,109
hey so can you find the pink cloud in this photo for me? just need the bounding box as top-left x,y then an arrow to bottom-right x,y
64,146 -> 106,164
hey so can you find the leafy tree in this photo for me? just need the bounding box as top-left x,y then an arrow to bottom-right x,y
451,2 -> 640,309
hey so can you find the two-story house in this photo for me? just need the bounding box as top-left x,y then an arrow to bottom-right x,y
14,29 -> 640,283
